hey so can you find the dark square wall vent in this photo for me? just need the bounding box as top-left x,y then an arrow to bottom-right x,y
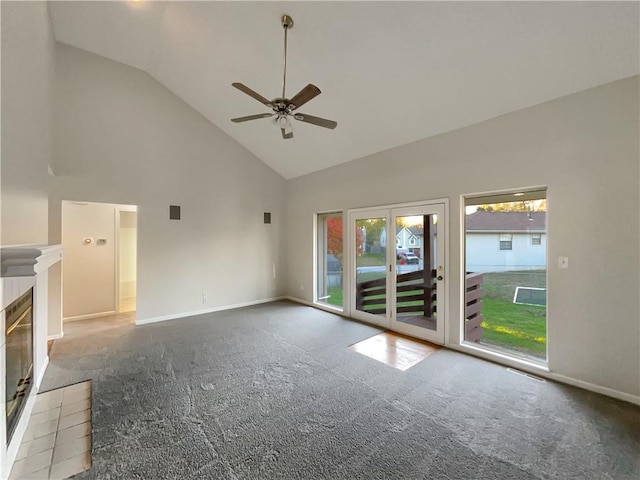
264,212 -> 271,224
170,205 -> 181,220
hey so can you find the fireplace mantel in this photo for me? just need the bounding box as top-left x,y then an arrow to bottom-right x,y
1,245 -> 63,309
1,244 -> 62,478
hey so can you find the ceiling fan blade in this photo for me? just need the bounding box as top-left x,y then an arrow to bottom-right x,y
289,84 -> 321,110
293,113 -> 337,129
281,128 -> 294,140
231,113 -> 274,123
232,83 -> 273,107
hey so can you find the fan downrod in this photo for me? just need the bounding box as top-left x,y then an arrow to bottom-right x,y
230,13 -> 338,139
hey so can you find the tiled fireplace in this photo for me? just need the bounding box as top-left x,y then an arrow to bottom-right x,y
1,245 -> 62,478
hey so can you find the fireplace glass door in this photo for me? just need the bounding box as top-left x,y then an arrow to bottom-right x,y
5,289 -> 33,444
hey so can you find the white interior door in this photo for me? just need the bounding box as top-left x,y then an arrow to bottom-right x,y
348,202 -> 446,345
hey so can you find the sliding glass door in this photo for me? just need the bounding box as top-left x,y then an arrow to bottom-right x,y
349,202 -> 446,344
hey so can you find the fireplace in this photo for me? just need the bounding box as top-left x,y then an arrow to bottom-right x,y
5,289 -> 34,444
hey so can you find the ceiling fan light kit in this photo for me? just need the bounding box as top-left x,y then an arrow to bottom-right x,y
231,15 -> 337,140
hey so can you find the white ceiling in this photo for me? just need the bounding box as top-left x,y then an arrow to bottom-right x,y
48,1 -> 639,179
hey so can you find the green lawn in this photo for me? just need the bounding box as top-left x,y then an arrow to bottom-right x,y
326,286 -> 343,307
474,270 -> 547,359
325,270 -> 547,359
478,298 -> 546,358
481,271 -> 546,300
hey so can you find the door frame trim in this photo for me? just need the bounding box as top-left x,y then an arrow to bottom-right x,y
346,198 -> 449,343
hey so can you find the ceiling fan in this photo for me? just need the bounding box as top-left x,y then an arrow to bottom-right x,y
231,15 -> 337,140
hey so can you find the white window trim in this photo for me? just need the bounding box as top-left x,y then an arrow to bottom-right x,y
460,187 -> 548,367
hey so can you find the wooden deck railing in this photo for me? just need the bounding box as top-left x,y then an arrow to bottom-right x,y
465,272 -> 484,342
355,269 -> 437,317
355,270 -> 486,343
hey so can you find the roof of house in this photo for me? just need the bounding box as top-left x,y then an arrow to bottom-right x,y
465,211 -> 546,232
396,226 -> 424,236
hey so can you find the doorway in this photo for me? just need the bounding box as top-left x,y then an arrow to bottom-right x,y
348,201 -> 447,345
61,201 -> 137,323
118,210 -> 137,313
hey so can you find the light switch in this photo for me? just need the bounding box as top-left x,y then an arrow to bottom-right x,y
558,256 -> 569,269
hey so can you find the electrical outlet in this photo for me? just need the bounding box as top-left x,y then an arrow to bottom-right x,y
202,291 -> 208,304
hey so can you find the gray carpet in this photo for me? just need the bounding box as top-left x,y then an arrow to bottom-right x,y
41,301 -> 640,479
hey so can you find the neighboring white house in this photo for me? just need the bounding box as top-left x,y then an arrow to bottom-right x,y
380,226 -> 423,255
465,211 -> 546,272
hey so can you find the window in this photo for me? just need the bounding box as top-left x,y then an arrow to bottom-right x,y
464,189 -> 547,363
316,213 -> 343,308
499,234 -> 513,250
409,237 -> 415,245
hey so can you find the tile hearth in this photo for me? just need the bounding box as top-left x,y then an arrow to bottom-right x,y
9,381 -> 91,480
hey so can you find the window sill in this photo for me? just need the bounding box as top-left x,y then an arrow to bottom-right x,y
312,302 -> 344,314
450,341 -> 549,373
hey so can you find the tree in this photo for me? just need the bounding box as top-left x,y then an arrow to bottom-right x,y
362,218 -> 385,248
476,200 -> 547,212
396,215 -> 425,228
326,217 -> 363,267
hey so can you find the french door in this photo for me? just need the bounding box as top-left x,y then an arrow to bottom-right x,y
348,202 -> 446,344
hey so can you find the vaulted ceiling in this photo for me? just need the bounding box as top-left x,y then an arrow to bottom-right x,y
48,1 -> 639,179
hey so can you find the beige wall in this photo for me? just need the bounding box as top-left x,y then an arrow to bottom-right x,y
119,211 -> 137,299
2,2 -> 637,403
62,202 -> 118,319
51,44 -> 287,322
286,77 -> 640,398
0,1 -> 54,245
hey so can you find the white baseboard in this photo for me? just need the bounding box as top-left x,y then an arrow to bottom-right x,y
287,297 -> 640,406
135,296 -> 287,326
285,295 -> 314,307
64,311 -> 116,322
546,372 -> 640,406
47,332 -> 64,340
36,355 -> 49,389
285,296 -> 345,315
447,343 -> 640,406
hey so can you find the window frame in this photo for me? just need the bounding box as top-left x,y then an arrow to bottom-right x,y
314,211 -> 344,312
499,233 -> 513,251
461,187 -> 548,368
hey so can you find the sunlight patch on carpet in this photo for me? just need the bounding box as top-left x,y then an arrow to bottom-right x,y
349,331 -> 440,371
